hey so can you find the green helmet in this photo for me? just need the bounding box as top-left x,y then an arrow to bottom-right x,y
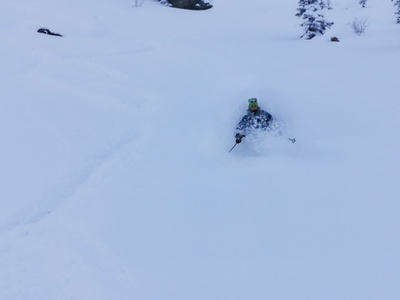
248,98 -> 258,108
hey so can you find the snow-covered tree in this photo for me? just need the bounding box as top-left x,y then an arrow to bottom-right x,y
296,0 -> 334,39
326,0 -> 332,10
392,0 -> 400,23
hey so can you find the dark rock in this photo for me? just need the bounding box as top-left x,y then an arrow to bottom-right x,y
37,28 -> 63,37
168,0 -> 212,10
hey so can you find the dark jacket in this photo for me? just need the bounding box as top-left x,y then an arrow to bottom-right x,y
235,107 -> 273,136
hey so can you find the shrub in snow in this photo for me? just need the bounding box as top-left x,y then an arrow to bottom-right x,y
296,0 -> 334,40
359,0 -> 367,8
351,17 -> 368,35
392,0 -> 400,23
134,0 -> 146,7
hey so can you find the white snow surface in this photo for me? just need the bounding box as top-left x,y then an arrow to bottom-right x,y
1,0 -> 399,299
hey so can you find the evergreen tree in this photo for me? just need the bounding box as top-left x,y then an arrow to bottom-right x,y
296,0 -> 334,39
393,0 -> 400,23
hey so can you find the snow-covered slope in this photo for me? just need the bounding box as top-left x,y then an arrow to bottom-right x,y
1,0 -> 399,299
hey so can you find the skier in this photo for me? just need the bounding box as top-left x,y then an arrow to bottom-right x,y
234,98 -> 273,144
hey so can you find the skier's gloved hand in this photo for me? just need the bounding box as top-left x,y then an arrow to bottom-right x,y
235,134 -> 245,143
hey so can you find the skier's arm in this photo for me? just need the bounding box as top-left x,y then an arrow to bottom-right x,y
263,112 -> 273,127
236,115 -> 249,134
265,112 -> 273,123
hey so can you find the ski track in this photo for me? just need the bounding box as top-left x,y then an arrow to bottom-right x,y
0,133 -> 136,234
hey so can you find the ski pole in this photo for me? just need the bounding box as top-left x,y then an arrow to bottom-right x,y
229,142 -> 239,153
